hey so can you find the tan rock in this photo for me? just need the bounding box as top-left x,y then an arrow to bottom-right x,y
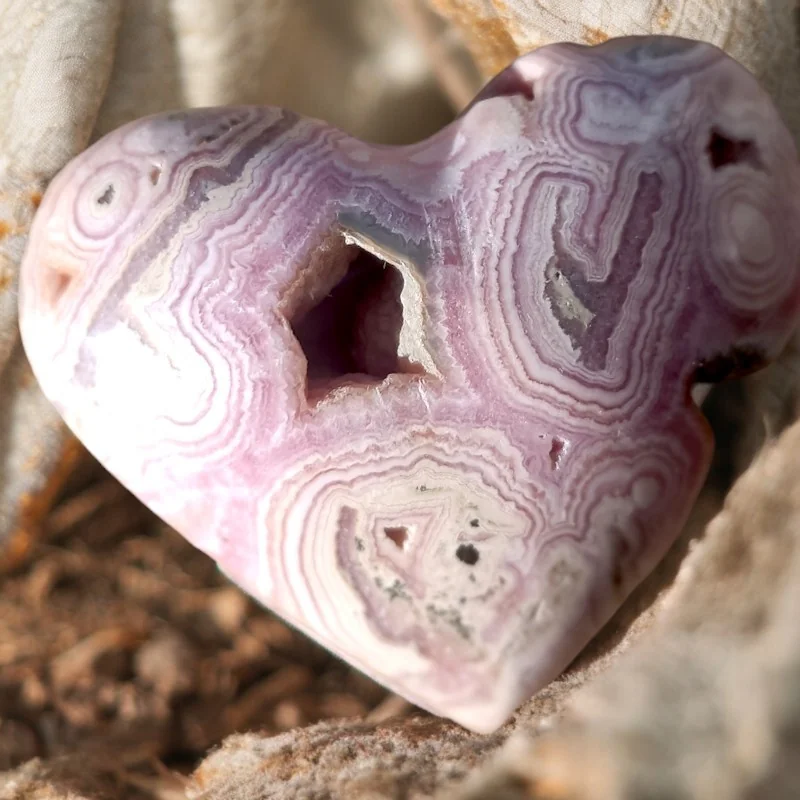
188,717 -> 504,800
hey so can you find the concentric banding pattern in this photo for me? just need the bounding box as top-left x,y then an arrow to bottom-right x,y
258,426 -> 542,652
706,174 -> 788,311
72,161 -> 142,243
18,37 -> 800,732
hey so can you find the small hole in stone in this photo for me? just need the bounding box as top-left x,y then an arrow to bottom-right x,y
549,437 -> 565,470
149,167 -> 161,185
384,527 -> 409,549
47,268 -> 75,305
486,70 -> 534,102
707,128 -> 762,170
456,544 -> 480,565
96,184 -> 115,205
51,272 -> 71,303
465,68 -> 534,113
470,519 -> 480,528
692,346 -> 767,383
289,237 -> 430,405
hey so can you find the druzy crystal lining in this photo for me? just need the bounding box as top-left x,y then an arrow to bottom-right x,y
19,37 -> 800,732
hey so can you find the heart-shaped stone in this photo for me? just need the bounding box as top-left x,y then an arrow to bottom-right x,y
19,37 -> 800,732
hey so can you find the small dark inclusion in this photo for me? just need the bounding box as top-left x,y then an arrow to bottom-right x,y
456,544 -> 480,565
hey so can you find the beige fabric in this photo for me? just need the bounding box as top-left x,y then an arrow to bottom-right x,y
170,0 -> 291,108
0,0 -> 121,557
0,0 -> 121,363
170,0 -> 452,142
95,0 -> 183,136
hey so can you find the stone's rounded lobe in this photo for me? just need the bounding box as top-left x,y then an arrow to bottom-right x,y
18,37 -> 800,733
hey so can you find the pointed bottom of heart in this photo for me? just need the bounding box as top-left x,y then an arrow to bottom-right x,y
224,565 -> 596,735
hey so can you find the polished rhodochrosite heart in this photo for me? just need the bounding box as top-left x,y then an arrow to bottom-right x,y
19,37 -> 800,732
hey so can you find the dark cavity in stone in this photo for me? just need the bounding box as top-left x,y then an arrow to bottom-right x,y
707,128 -> 762,171
290,239 -> 427,405
549,436 -> 566,470
472,67 -> 534,106
384,527 -> 409,550
97,185 -> 115,205
692,345 -> 767,383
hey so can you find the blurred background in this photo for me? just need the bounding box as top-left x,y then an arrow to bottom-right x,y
95,0 -> 482,141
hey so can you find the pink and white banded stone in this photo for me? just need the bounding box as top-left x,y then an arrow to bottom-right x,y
18,37 -> 800,732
